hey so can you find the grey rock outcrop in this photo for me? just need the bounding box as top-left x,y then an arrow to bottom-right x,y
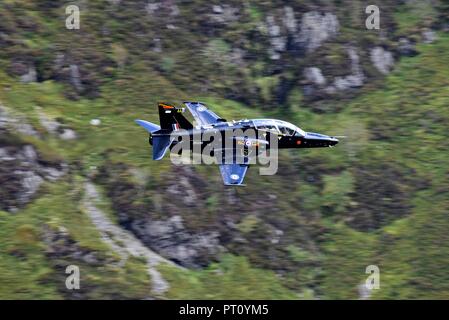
130,215 -> 222,268
297,12 -> 339,52
146,1 -> 180,17
20,66 -> 37,83
0,138 -> 66,212
0,104 -> 39,137
358,282 -> 373,300
370,47 -> 394,75
69,64 -> 83,92
83,182 -> 179,295
398,38 -> 418,57
209,5 -> 239,25
42,225 -> 103,266
303,46 -> 365,99
304,67 -> 326,86
283,6 -> 297,33
0,106 -> 66,212
333,47 -> 364,91
38,111 -> 60,134
266,15 -> 287,60
265,10 -> 338,59
422,29 -> 437,44
59,128 -> 77,140
38,110 -> 77,140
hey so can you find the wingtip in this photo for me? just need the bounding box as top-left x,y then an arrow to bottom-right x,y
224,183 -> 247,187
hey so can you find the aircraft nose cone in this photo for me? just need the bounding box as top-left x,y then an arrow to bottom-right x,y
304,132 -> 339,147
329,136 -> 339,145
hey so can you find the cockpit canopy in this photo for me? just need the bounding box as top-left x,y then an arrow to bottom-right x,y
253,119 -> 306,137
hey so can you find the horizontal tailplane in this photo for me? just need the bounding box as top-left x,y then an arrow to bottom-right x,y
135,119 -> 160,133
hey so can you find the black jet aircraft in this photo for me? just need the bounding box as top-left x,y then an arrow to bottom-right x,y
136,102 -> 339,185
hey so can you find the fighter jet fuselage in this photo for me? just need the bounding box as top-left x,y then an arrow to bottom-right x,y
152,119 -> 339,151
136,102 -> 339,185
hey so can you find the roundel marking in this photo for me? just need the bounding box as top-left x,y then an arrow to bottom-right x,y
230,174 -> 240,180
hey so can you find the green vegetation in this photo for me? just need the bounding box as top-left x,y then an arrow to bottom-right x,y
0,1 -> 447,299
0,181 -> 150,299
160,255 -> 298,299
394,1 -> 438,34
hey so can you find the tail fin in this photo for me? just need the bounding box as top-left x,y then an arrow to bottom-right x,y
135,119 -> 170,160
158,102 -> 193,131
136,103 -> 193,161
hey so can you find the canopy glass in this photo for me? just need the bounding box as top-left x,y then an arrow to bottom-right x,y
252,119 -> 306,137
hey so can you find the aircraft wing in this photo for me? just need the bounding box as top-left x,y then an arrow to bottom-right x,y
183,102 -> 226,126
218,163 -> 249,186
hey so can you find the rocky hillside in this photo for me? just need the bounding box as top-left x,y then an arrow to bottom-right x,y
0,1 -> 448,299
